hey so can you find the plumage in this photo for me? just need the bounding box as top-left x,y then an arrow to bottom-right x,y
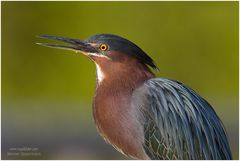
132,78 -> 232,159
38,34 -> 232,160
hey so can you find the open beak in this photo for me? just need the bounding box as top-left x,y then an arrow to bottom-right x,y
37,35 -> 98,54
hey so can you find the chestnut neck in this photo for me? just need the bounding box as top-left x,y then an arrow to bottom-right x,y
94,52 -> 155,92
92,52 -> 155,159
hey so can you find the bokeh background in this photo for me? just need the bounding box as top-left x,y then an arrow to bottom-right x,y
1,1 -> 238,159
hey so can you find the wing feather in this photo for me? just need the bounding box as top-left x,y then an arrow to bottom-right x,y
136,78 -> 232,160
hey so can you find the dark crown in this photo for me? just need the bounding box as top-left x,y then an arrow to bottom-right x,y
87,34 -> 159,70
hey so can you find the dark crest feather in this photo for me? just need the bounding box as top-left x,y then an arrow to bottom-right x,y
87,34 -> 159,71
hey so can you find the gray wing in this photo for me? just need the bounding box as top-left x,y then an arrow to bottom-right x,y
135,78 -> 232,160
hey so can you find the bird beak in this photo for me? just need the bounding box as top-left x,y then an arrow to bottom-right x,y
37,35 -> 98,55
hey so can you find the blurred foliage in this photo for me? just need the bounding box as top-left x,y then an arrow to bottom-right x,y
2,1 -> 238,159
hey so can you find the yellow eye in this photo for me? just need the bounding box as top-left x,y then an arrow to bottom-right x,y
99,44 -> 108,51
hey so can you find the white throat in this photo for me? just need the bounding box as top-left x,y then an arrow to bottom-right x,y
96,64 -> 105,83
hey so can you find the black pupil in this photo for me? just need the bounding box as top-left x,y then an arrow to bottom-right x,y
101,45 -> 106,50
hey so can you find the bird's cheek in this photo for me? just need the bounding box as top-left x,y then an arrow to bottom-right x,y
99,51 -> 112,59
88,52 -> 111,62
100,50 -> 108,56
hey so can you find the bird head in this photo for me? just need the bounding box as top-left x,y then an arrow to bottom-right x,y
38,34 -> 158,83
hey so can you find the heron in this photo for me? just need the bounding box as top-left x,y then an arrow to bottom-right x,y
38,34 -> 232,160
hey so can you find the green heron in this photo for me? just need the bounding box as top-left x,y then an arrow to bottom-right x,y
38,34 -> 232,160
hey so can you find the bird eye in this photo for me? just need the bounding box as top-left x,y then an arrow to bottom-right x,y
99,44 -> 108,51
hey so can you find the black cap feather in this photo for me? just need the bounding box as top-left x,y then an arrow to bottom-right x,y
87,34 -> 159,71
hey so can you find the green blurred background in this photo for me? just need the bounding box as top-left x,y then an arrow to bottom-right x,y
1,1 -> 238,159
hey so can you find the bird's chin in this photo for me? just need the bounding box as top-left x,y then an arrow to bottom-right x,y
87,53 -> 110,61
74,50 -> 95,58
77,52 -> 101,62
